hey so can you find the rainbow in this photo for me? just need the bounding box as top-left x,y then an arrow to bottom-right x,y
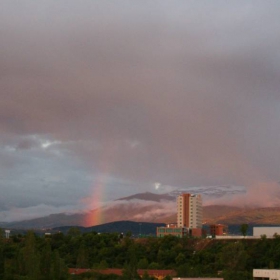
84,141 -> 118,227
84,175 -> 107,226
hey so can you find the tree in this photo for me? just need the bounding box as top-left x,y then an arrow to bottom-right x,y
219,242 -> 248,271
0,228 -> 4,277
51,250 -> 68,280
76,241 -> 89,268
148,262 -> 160,269
240,224 -> 249,237
142,271 -> 151,280
41,241 -> 52,280
121,246 -> 140,280
175,253 -> 186,266
122,265 -> 141,280
137,258 -> 149,269
67,227 -> 81,237
99,260 -> 109,269
23,231 -> 40,280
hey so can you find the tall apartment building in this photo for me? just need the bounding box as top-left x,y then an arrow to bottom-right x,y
177,193 -> 202,229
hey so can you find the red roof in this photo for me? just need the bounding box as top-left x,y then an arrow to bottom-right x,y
138,269 -> 175,277
69,268 -> 91,275
95,269 -> 123,275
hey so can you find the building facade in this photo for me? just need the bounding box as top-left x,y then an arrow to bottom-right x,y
253,269 -> 280,280
157,193 -> 203,238
177,193 -> 202,229
253,227 -> 280,238
210,224 -> 226,236
157,224 -> 188,238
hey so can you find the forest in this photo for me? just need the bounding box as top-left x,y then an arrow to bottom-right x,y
0,227 -> 279,280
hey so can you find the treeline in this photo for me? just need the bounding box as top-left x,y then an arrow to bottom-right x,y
1,227 -> 280,280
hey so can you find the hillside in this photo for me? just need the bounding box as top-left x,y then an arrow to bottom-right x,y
5,203 -> 280,230
116,191 -> 174,202
214,207 -> 280,225
3,190 -> 280,229
53,221 -> 165,236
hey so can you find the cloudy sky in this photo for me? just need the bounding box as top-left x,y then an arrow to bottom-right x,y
1,1 -> 280,221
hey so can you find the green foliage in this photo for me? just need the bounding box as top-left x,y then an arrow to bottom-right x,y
67,227 -> 81,237
148,262 -> 160,269
121,245 -> 140,280
175,252 -> 186,265
141,270 -> 156,280
4,228 -> 280,279
240,224 -> 249,236
260,234 -> 267,240
40,241 -> 52,280
99,260 -> 109,269
22,231 -> 41,280
141,271 -> 151,280
219,242 -> 248,271
76,241 -> 89,268
222,269 -> 252,280
0,228 -> 4,277
137,258 -> 148,269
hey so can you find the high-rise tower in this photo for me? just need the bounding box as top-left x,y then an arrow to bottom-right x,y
177,193 -> 202,228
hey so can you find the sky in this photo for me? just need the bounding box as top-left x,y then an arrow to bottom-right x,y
1,1 -> 280,222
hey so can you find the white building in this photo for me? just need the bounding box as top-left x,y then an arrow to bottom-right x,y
5,230 -> 10,239
253,269 -> 280,280
177,193 -> 202,228
253,227 -> 280,238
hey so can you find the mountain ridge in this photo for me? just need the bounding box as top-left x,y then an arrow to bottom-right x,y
2,188 -> 280,229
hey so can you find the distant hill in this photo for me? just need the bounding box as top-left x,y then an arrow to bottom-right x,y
3,188 -> 280,230
213,206 -> 280,225
5,213 -> 86,229
203,205 -> 243,223
116,191 -> 174,202
53,221 -> 165,236
5,203 -> 278,230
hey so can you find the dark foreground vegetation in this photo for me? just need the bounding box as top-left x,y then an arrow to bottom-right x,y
0,227 -> 279,280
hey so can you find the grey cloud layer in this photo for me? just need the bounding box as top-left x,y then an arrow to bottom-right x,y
1,1 -> 280,220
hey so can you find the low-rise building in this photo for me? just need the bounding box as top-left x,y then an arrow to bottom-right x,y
190,228 -> 203,237
253,269 -> 280,280
210,224 -> 226,236
157,224 -> 188,238
253,227 -> 280,238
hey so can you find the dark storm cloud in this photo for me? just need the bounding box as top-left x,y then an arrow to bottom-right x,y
1,1 -> 280,220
